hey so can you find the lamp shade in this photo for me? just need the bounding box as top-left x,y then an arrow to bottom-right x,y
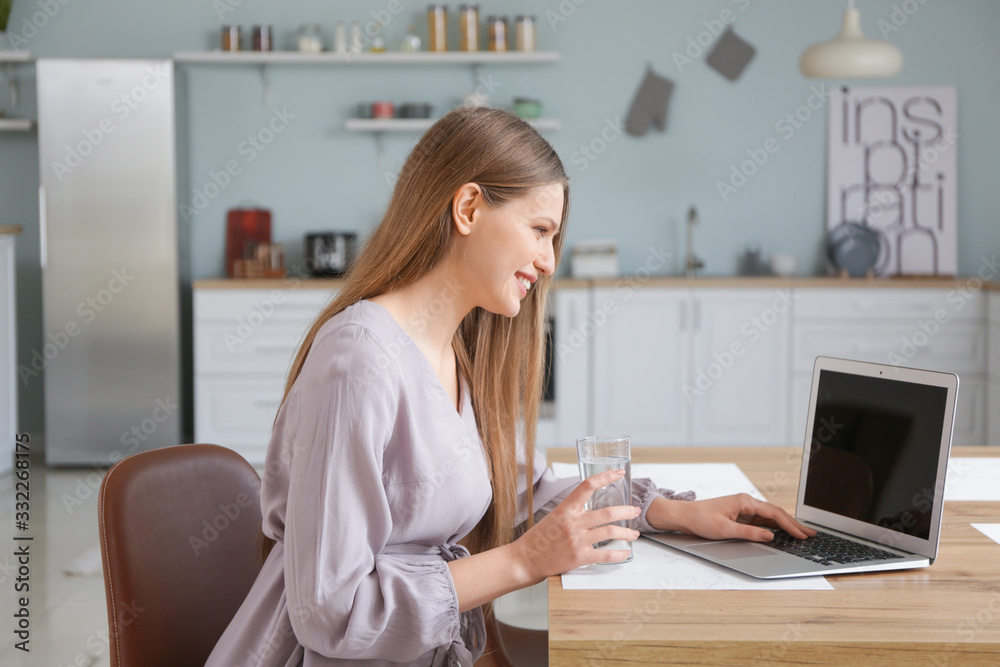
800,8 -> 903,78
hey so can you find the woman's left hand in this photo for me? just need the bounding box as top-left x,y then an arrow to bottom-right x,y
647,494 -> 816,542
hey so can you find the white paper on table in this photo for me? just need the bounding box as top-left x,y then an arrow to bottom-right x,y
561,537 -> 832,591
971,524 -> 1000,547
550,462 -> 766,501
944,459 -> 1000,501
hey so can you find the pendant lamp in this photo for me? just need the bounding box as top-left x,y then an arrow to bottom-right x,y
799,0 -> 903,78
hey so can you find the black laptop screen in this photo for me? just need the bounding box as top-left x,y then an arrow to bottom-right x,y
803,369 -> 948,540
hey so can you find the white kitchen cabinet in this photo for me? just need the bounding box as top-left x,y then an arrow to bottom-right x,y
543,288 -> 592,448
592,287 -> 689,445
791,288 -> 988,446
194,286 -> 336,464
1,231 -> 18,476
591,288 -> 791,447
689,291 -> 792,446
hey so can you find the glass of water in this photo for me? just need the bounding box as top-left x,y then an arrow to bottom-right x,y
576,434 -> 633,564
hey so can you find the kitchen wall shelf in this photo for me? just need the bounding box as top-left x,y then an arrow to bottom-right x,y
0,118 -> 34,132
173,51 -> 559,65
345,117 -> 560,132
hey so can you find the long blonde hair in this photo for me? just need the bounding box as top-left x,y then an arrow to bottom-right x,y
262,107 -> 569,561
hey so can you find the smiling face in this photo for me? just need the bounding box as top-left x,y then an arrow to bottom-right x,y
453,182 -> 564,318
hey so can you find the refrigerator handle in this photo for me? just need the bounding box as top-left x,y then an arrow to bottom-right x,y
38,185 -> 47,270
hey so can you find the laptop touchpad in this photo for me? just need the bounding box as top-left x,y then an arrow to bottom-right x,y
690,541 -> 775,560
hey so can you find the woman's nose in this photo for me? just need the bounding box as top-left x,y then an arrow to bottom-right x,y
535,241 -> 556,276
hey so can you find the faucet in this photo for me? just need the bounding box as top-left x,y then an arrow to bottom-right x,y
684,206 -> 704,277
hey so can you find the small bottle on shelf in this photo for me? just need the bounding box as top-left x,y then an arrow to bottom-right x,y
370,23 -> 386,52
401,24 -> 422,51
334,21 -> 348,54
349,21 -> 363,54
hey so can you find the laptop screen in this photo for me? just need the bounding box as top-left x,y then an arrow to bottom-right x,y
803,369 -> 948,541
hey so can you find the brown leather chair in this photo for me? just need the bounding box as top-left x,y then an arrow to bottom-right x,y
98,443 -> 264,666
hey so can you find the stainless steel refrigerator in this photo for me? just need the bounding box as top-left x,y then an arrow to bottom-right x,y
37,59 -> 181,465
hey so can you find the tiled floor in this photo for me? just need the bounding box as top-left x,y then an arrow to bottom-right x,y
0,452 -> 113,667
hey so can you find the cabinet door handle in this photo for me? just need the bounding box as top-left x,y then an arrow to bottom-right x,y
853,343 -> 894,355
692,299 -> 701,332
251,343 -> 294,353
38,186 -> 47,270
853,300 -> 934,311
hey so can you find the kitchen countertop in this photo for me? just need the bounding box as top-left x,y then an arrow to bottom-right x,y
0,225 -> 23,235
193,276 -> 999,290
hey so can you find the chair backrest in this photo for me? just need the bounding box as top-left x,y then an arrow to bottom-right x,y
98,443 -> 264,667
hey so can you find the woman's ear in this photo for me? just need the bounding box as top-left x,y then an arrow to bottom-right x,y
452,183 -> 482,237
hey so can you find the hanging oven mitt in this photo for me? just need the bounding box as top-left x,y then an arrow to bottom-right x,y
706,27 -> 757,82
625,65 -> 675,137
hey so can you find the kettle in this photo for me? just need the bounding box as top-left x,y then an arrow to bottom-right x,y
305,232 -> 356,277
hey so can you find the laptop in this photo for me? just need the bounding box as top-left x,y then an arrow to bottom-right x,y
647,356 -> 959,578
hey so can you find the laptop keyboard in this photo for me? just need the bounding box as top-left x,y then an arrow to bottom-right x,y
767,529 -> 904,566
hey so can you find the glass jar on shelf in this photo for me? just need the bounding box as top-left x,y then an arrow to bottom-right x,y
401,24 -> 422,52
297,24 -> 324,53
427,4 -> 448,52
221,25 -> 241,52
459,5 -> 479,51
514,15 -> 536,51
487,16 -> 507,52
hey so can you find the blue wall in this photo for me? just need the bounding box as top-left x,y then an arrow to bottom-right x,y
3,0 -> 999,434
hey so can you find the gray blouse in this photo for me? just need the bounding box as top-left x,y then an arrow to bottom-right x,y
207,301 -> 691,667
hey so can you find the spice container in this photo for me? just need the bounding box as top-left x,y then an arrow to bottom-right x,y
372,101 -> 395,119
487,16 -> 507,52
297,24 -> 324,53
401,24 -> 422,51
350,21 -> 363,54
427,4 -> 448,52
514,15 -> 535,51
459,5 -> 479,51
221,25 -> 241,52
334,22 -> 347,54
252,25 -> 273,52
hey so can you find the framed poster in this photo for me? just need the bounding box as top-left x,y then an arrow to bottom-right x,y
827,86 -> 957,276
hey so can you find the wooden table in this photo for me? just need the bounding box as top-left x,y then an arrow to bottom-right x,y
545,446 -> 1000,665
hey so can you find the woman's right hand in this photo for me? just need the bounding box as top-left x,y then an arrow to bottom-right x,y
510,469 -> 640,584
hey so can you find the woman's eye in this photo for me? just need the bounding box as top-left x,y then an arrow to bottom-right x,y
535,227 -> 548,236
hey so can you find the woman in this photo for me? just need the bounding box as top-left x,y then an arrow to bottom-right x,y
208,107 -> 812,667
